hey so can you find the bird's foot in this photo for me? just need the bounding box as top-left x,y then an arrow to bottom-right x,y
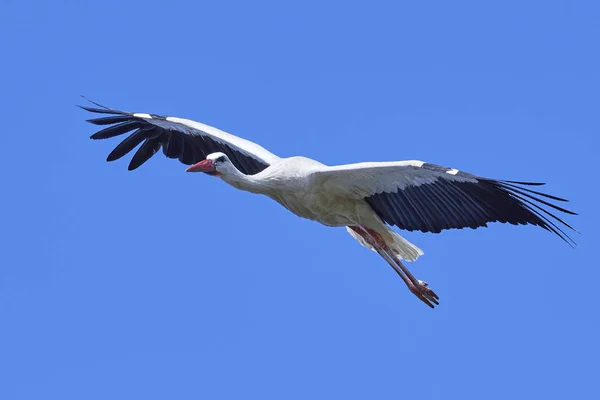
409,280 -> 439,308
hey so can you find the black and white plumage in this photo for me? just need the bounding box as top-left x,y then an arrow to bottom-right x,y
81,98 -> 276,174
82,99 -> 577,308
321,161 -> 576,245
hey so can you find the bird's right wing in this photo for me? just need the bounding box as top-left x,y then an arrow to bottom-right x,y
311,160 -> 577,245
80,98 -> 280,174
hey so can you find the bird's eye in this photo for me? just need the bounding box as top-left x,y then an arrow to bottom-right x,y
216,156 -> 226,163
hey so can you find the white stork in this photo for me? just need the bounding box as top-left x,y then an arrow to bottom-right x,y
81,99 -> 576,308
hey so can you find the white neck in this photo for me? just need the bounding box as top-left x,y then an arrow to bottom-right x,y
219,166 -> 271,194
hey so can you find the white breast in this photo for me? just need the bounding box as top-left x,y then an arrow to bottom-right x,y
262,157 -> 375,226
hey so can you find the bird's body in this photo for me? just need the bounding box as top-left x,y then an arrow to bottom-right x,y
211,154 -> 425,263
245,156 -> 368,227
81,99 -> 576,308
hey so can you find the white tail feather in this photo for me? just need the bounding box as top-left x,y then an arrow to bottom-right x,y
389,231 -> 424,261
346,226 -> 423,262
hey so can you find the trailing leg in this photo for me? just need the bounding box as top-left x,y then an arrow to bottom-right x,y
348,226 -> 439,308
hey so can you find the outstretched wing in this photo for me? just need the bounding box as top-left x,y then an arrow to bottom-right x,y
80,98 -> 280,175
314,160 -> 577,245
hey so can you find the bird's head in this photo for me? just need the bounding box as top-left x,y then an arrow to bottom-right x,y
185,152 -> 232,176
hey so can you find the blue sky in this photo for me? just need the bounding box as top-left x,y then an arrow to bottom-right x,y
1,1 -> 598,399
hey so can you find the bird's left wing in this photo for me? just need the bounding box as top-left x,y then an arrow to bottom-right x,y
312,160 -> 577,245
80,98 -> 280,174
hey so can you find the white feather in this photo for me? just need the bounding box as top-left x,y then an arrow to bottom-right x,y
312,160 -> 477,199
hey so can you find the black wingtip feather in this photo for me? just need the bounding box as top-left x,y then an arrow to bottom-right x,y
78,97 -> 130,115
80,96 -> 119,112
365,173 -> 577,246
495,183 -> 577,215
128,138 -> 161,170
106,129 -> 147,162
90,121 -> 141,140
86,116 -> 132,125
527,206 -> 576,247
509,192 -> 578,233
501,180 -> 546,186
490,179 -> 577,244
498,181 -> 570,202
80,95 -> 110,109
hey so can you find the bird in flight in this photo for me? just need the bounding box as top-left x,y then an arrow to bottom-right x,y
81,98 -> 576,308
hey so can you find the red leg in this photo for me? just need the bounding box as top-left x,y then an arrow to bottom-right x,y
349,226 -> 413,288
387,251 -> 439,307
349,226 -> 439,308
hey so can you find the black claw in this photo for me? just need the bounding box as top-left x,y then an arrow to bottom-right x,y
420,296 -> 435,308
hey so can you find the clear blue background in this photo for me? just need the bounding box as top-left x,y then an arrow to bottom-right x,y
1,1 -> 598,399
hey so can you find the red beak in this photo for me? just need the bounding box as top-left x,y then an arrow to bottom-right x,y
186,159 -> 216,173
